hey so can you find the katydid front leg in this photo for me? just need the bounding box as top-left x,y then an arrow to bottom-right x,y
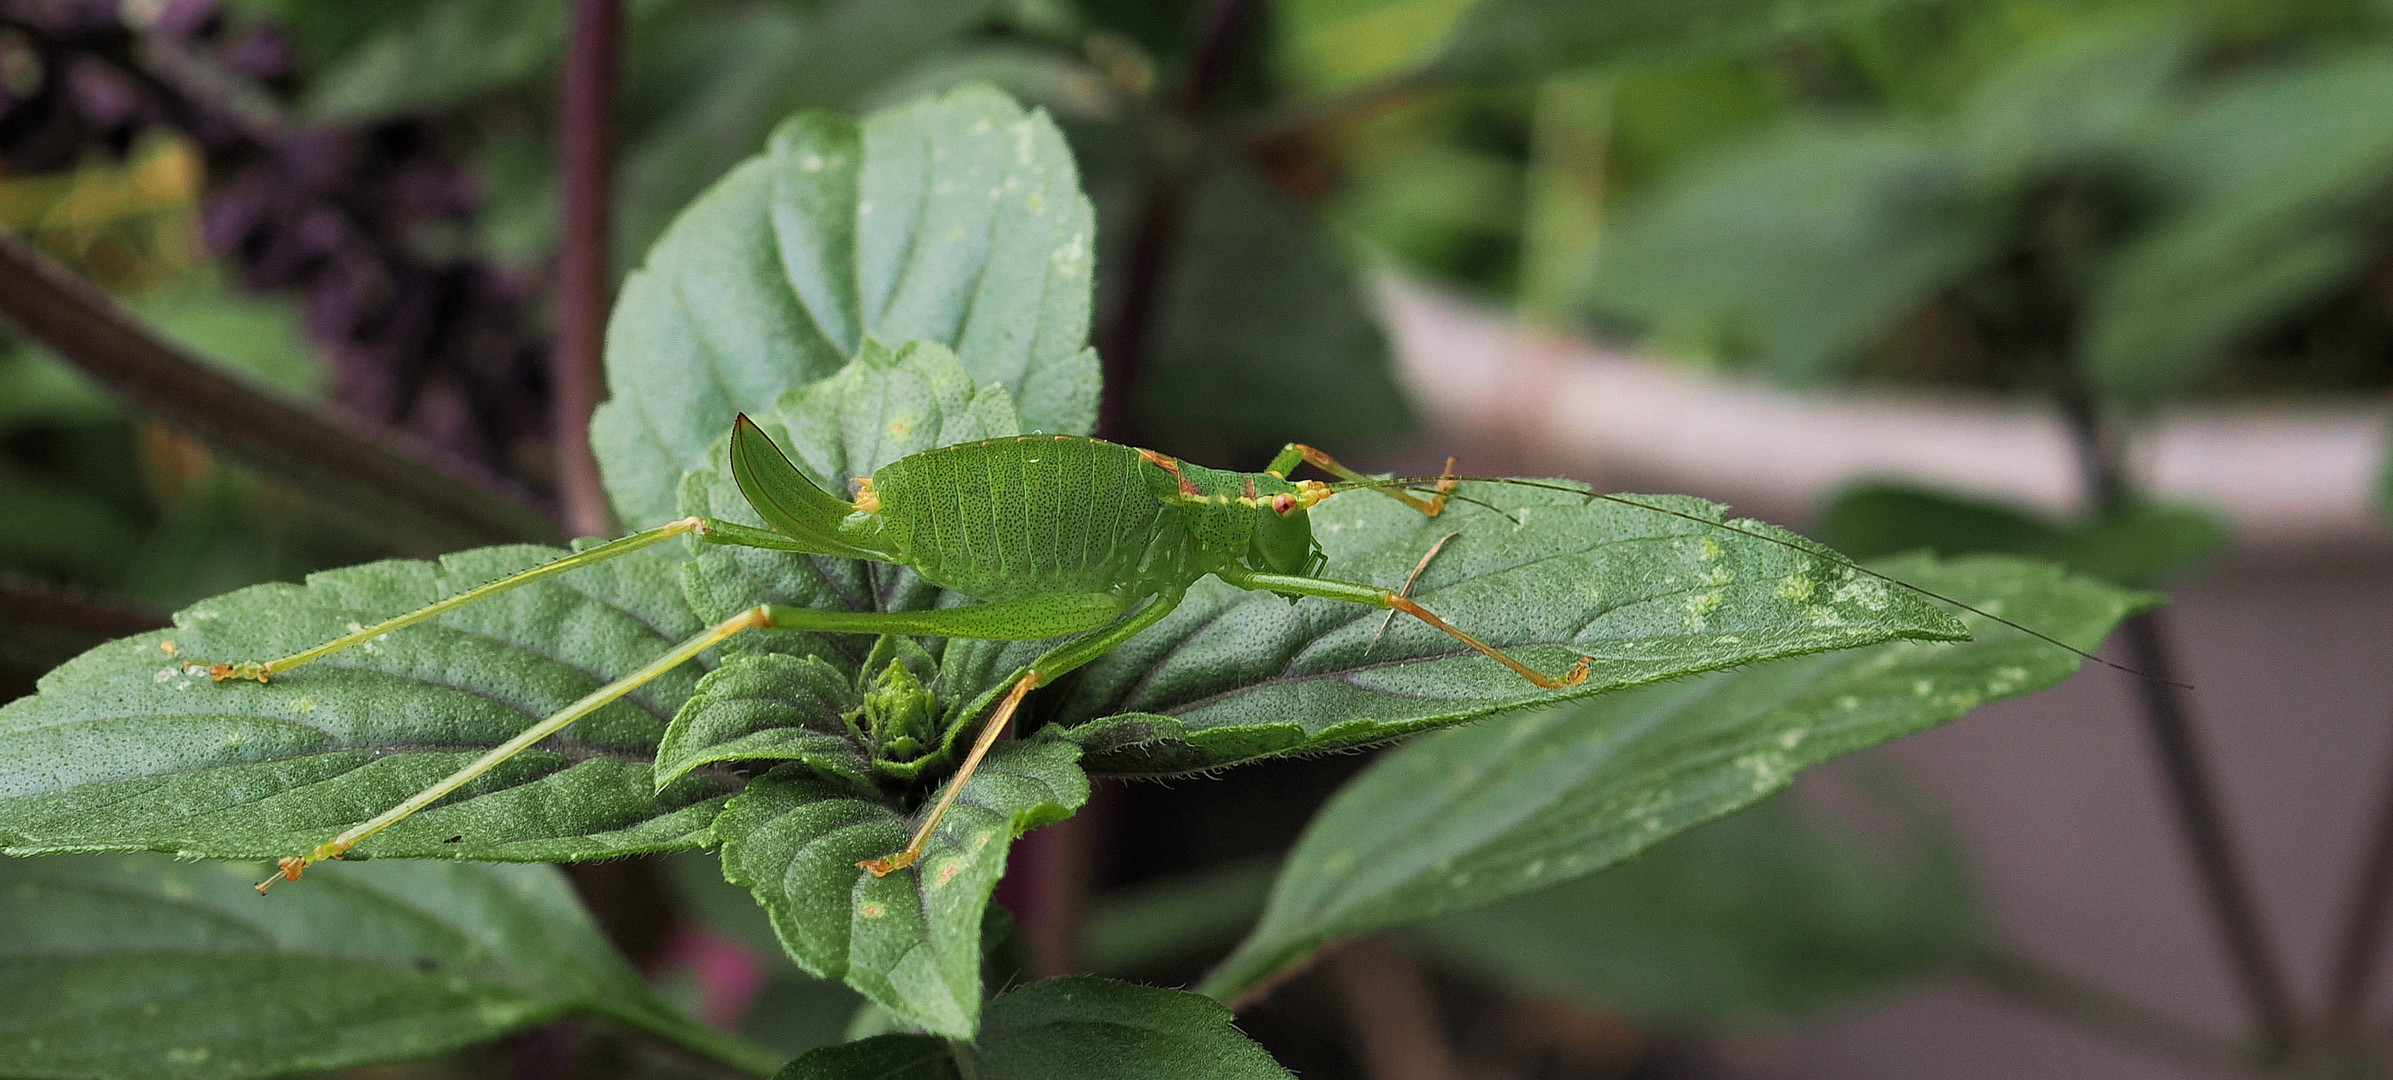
1267,443 -> 1459,516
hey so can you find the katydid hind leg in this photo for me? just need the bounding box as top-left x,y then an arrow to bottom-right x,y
258,603 -> 780,891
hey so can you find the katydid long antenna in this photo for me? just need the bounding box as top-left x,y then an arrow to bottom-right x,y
1334,473 -> 2185,690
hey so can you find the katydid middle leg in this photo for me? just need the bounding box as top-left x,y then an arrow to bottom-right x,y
1216,566 -> 1590,690
859,584 -> 1190,876
255,590 -> 1136,891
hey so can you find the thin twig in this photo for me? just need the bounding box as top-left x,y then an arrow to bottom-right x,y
1092,0 -> 1260,441
2325,712 -> 2393,1036
1326,938 -> 1459,1080
1015,789 -> 1102,978
0,232 -> 561,548
2055,382 -> 2299,1061
555,0 -> 620,538
1238,68 -> 1432,144
1971,950 -> 2255,1076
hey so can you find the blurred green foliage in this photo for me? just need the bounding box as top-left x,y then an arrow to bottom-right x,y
1410,791 -> 1977,1026
4,0 -> 2377,1072
1820,480 -> 2231,588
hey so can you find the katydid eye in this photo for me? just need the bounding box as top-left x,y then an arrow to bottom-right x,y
1271,493 -> 1296,516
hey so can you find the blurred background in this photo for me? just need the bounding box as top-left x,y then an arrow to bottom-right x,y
3,0 -> 2393,1077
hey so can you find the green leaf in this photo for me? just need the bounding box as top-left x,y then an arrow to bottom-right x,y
1048,484 -> 1969,777
1584,122 -> 1997,381
2382,424 -> 2393,524
656,652 -> 875,790
0,854 -> 772,1080
2087,57 -> 2393,400
1409,792 -> 1976,1025
1198,555 -> 2148,1000
716,741 -> 1089,1037
1818,480 -> 2230,588
0,545 -> 725,862
595,84 -> 1101,527
283,0 -> 564,122
1083,858 -> 1280,975
613,0 -> 1005,264
783,1035 -> 957,1080
1273,0 -> 1475,93
780,977 -> 1292,1079
1429,0 -> 1929,83
1141,163 -> 1414,446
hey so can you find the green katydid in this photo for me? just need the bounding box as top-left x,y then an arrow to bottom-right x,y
202,416 -> 2141,892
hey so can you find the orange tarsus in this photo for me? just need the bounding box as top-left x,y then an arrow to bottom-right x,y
208,662 -> 268,684
255,856 -> 307,894
1293,444 -> 1455,516
1424,456 -> 1459,516
859,672 -> 1042,877
852,477 -> 882,513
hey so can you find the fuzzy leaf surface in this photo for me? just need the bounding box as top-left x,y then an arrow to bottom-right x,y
779,977 -> 1291,1079
715,741 -> 1088,1037
1200,556 -> 2147,999
0,855 -> 742,1080
1046,485 -> 1969,778
0,546 -> 724,861
655,652 -> 874,790
595,84 -> 1100,527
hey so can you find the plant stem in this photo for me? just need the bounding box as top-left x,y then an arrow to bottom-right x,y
2054,381 -> 2299,1061
1971,950 -> 2254,1075
1012,789 -> 1101,977
1326,938 -> 1459,1080
555,0 -> 621,539
1092,0 -> 1259,441
1238,68 -> 1431,144
0,233 -> 562,547
2325,711 -> 2393,1037
607,1004 -> 785,1080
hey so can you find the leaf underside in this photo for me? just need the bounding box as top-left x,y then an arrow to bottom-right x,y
780,976 -> 1292,1080
1409,793 -> 1977,1026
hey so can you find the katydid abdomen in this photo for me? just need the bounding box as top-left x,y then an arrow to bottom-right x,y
865,434 -> 1221,602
